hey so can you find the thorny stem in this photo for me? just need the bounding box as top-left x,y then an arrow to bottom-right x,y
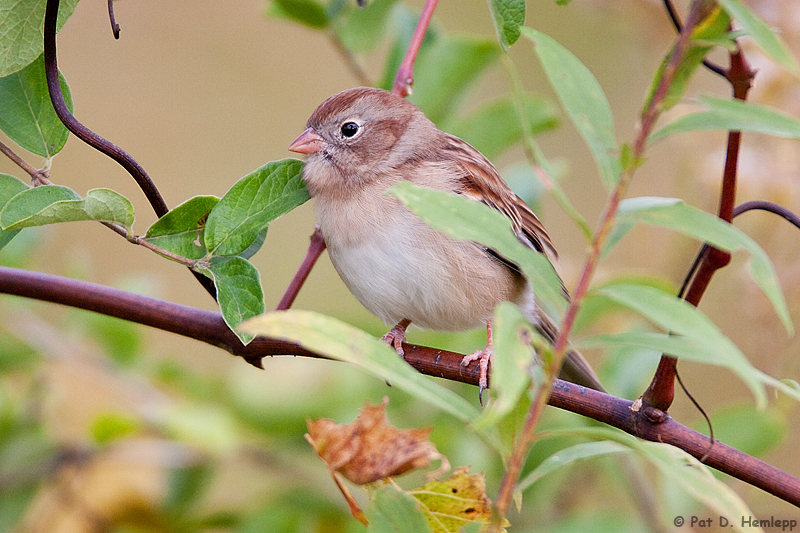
491,2 -> 713,525
0,140 -> 52,186
392,0 -> 438,96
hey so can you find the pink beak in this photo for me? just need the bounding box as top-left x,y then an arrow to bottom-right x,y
289,128 -> 326,154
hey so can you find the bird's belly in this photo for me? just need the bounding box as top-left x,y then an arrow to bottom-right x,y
325,222 -> 524,331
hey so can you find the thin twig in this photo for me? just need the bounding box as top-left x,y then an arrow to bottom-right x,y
327,32 -> 372,87
0,266 -> 798,506
275,226 -> 326,310
100,221 -> 202,268
0,140 -> 52,186
108,0 -> 120,39
491,2 -> 713,525
392,0 -> 438,96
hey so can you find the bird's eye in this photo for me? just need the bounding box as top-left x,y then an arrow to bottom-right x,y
340,122 -> 359,138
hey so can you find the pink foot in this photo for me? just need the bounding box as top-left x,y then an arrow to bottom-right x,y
381,319 -> 411,357
460,323 -> 494,404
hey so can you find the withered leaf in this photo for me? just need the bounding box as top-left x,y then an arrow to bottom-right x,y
306,398 -> 449,485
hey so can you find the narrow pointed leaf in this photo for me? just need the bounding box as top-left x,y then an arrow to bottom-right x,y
239,310 -> 481,423
389,182 -> 566,315
517,441 -> 629,493
0,54 -> 73,157
204,159 -> 308,256
615,196 -> 792,333
145,196 -> 219,260
522,27 -> 620,188
589,284 -> 770,406
651,96 -> 800,143
718,0 -> 800,75
197,257 -> 264,344
1,186 -> 134,231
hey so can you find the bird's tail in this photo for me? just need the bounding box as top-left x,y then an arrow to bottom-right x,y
535,312 -> 606,393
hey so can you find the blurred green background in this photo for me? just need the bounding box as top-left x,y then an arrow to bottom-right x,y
1,0 -> 800,531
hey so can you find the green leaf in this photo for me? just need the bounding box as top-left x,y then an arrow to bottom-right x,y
488,0 -> 525,51
448,94 -> 558,160
145,196 -> 219,260
335,0 -> 399,54
366,483 -> 432,533
583,284 -> 800,407
163,462 -> 213,515
517,440 -> 629,493
90,412 -> 141,444
1,186 -> 135,231
535,427 -> 758,527
522,27 -> 620,188
268,0 -> 329,28
389,182 -> 566,315
0,54 -> 73,157
197,257 -> 265,344
0,0 -> 80,77
644,7 -> 730,112
474,303 -> 534,430
204,159 -> 308,256
718,0 -> 800,76
651,95 -> 800,143
238,310 -> 481,424
614,196 -> 792,333
0,174 -> 29,250
410,35 -> 501,125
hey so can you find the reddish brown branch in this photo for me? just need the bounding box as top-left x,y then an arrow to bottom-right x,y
275,227 -> 326,311
1,265 -> 798,506
643,43 -> 756,412
392,0 -> 438,97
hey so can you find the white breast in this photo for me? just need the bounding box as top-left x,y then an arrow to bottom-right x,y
314,186 -> 528,331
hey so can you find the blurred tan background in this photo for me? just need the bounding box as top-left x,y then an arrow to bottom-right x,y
2,0 -> 800,527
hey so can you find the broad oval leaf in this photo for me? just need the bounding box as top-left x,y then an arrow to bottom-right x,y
1,186 -> 134,231
0,0 -> 80,77
517,440 -> 630,493
204,159 -> 308,257
335,0 -> 398,54
238,310 -> 482,424
718,0 -> 800,76
0,54 -> 73,157
522,27 -> 620,188
197,256 -> 265,344
389,182 -> 566,316
488,0 -> 525,51
145,196 -> 219,260
0,174 -> 29,250
651,96 -> 800,143
613,196 -> 792,333
366,483 -> 433,533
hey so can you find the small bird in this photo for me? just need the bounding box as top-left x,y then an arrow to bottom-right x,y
289,87 -> 602,399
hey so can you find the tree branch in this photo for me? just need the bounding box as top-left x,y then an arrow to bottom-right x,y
1,265 -> 798,506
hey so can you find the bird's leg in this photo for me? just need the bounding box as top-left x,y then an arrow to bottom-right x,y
460,322 -> 493,404
381,319 -> 412,357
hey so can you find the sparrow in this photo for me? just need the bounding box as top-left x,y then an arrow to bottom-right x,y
289,87 -> 602,399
